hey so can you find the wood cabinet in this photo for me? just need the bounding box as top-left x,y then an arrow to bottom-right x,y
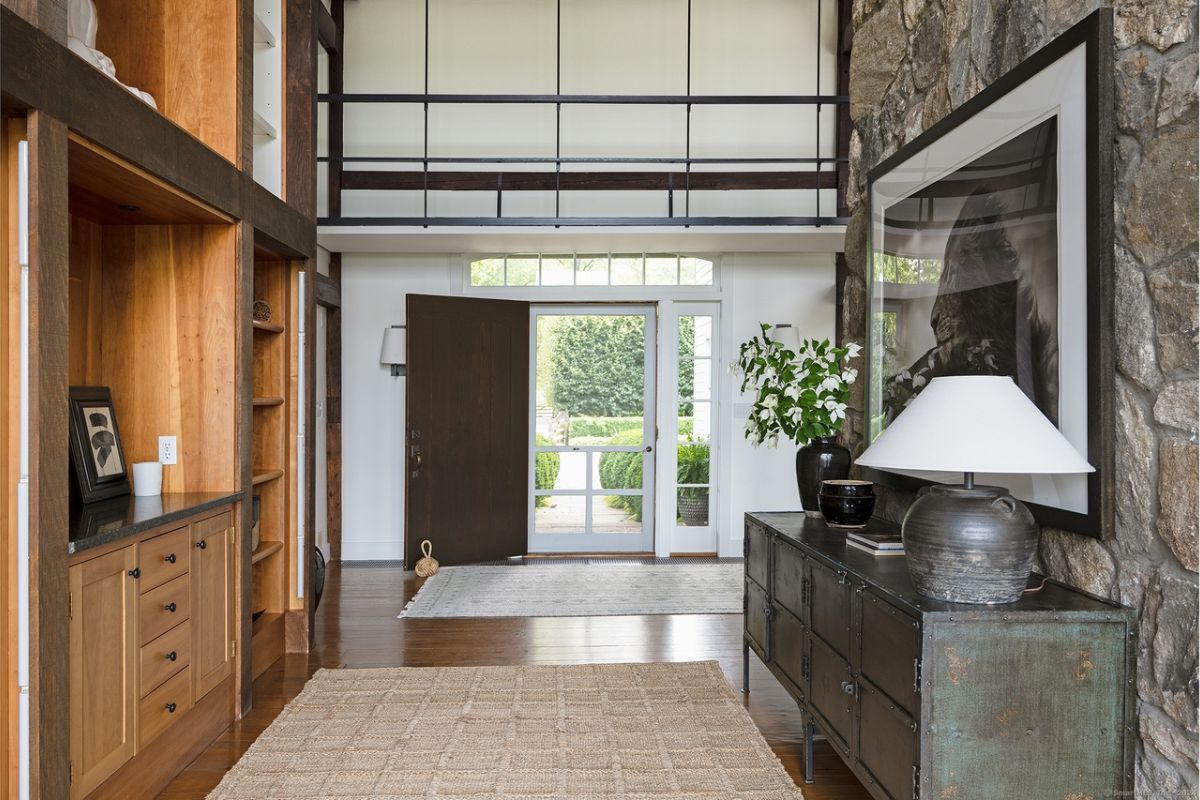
68,546 -> 139,799
69,504 -> 236,799
743,512 -> 1136,800
192,512 -> 234,699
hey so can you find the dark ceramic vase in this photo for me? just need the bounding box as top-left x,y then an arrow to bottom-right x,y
795,436 -> 851,514
818,479 -> 876,528
902,484 -> 1038,604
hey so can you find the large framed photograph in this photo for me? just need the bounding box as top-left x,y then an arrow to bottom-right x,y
69,386 -> 132,504
864,11 -> 1112,537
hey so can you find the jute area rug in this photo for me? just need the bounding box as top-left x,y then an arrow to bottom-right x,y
398,563 -> 743,618
207,661 -> 803,800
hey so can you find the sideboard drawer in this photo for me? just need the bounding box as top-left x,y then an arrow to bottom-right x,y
137,527 -> 190,591
745,521 -> 770,588
745,579 -> 770,659
860,589 -> 921,717
139,574 -> 191,645
139,666 -> 193,748
139,620 -> 192,697
772,540 -> 805,619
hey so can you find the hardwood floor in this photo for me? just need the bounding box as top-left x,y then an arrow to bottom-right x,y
158,562 -> 872,799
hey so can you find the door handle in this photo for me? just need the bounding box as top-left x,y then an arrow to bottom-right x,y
196,540 -> 207,550
164,553 -> 177,564
644,445 -> 653,453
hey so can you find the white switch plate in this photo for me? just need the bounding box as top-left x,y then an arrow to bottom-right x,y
158,436 -> 177,465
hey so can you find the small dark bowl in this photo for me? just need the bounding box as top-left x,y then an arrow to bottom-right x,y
820,479 -> 875,498
819,485 -> 876,528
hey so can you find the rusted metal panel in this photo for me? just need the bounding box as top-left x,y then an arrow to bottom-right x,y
810,557 -> 853,660
745,520 -> 770,588
771,602 -> 807,699
744,578 -> 770,661
860,589 -> 921,718
772,539 -> 807,619
921,618 -> 1133,799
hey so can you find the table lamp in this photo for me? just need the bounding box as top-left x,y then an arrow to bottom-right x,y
856,375 -> 1094,604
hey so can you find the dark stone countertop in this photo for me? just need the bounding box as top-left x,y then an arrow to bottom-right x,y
69,491 -> 243,555
748,511 -> 1132,617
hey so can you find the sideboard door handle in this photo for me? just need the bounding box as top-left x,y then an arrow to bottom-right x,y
196,540 -> 208,550
164,553 -> 177,564
128,568 -> 140,579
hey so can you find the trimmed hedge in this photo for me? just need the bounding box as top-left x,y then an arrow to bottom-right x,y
534,434 -> 559,508
569,416 -> 693,441
597,429 -> 644,521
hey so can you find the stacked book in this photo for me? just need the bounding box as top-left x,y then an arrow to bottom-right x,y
846,531 -> 905,557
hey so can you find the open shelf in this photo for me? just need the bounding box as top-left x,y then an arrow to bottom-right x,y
251,541 -> 284,564
253,397 -> 285,407
252,469 -> 284,486
253,319 -> 285,334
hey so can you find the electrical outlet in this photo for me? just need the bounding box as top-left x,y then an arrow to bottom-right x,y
158,436 -> 177,465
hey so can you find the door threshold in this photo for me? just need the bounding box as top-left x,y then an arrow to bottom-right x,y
524,551 -> 657,558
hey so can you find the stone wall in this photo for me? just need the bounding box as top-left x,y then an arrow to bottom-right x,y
839,0 -> 1198,795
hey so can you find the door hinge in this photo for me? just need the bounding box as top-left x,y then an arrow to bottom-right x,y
914,657 -> 922,694
801,576 -> 810,606
912,764 -> 920,799
68,592 -> 73,620
231,638 -> 237,657
229,526 -> 236,546
801,655 -> 810,680
69,761 -> 72,784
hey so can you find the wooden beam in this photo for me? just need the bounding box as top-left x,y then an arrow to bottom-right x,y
341,170 -> 840,192
285,0 -> 318,220
314,273 -> 340,309
327,0 -> 344,218
325,254 -> 341,563
27,108 -> 71,800
317,2 -> 338,54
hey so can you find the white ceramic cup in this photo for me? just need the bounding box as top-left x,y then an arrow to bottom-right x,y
132,461 -> 163,496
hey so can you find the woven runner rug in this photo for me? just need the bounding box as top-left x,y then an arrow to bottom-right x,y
206,661 -> 804,800
398,563 -> 742,618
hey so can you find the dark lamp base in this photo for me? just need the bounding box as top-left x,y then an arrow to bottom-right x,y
902,483 -> 1038,605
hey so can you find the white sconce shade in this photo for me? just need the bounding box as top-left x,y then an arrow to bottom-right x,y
771,323 -> 801,353
381,325 -> 406,376
856,375 -> 1094,476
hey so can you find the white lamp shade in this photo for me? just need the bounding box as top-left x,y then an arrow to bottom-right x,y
857,375 -> 1093,475
380,326 -> 406,366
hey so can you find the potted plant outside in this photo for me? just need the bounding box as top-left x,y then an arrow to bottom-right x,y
676,440 -> 710,526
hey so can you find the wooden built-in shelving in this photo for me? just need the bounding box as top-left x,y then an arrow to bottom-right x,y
253,319 -> 285,334
251,540 -> 284,564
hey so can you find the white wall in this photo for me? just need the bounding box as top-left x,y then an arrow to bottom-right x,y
340,251 -> 835,560
338,0 -> 839,219
314,247 -> 331,559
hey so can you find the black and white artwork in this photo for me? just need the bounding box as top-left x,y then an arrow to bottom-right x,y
877,118 -> 1059,427
865,12 -> 1111,537
69,386 -> 132,504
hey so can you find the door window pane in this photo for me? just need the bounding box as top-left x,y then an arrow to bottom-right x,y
645,255 -> 679,285
677,488 -> 710,526
597,450 -> 644,491
535,449 -> 586,491
689,401 -> 712,442
611,255 -> 643,285
593,496 -> 643,533
470,258 -> 504,286
692,316 -> 713,357
680,257 -> 714,286
508,255 -> 539,285
576,256 -> 609,285
534,496 -> 586,534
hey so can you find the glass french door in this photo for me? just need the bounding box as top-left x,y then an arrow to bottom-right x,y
528,306 -> 656,553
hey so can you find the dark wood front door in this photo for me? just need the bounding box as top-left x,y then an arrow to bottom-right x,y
405,294 -> 530,567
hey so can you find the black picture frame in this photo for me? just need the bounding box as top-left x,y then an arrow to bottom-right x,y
863,10 -> 1113,538
69,386 -> 133,504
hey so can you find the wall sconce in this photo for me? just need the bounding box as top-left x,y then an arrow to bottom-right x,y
771,323 -> 800,353
381,325 -> 406,377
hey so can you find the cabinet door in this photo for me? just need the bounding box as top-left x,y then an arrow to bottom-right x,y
744,520 -> 770,588
192,512 -> 234,699
69,546 -> 138,799
744,578 -> 771,661
807,631 -> 855,757
771,602 -> 807,699
771,540 -> 806,620
809,558 -> 852,660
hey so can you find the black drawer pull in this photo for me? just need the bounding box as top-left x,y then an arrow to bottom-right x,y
164,602 -> 177,613
164,553 -> 177,564
196,540 -> 208,550
165,651 -> 178,661
128,568 -> 140,578
166,702 -> 177,713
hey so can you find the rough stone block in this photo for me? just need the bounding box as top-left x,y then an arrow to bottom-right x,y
1148,251 -> 1200,376
1158,438 -> 1199,572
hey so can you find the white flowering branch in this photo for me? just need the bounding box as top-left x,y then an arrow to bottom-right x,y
732,324 -> 861,448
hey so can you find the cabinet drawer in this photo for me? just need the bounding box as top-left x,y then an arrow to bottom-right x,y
137,527 -> 190,591
139,621 -> 191,697
745,521 -> 770,587
139,574 -> 191,645
860,589 -> 921,717
139,666 -> 193,748
772,540 -> 805,618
